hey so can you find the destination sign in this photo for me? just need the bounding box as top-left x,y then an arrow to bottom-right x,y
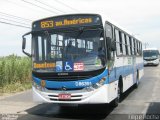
33,62 -> 55,69
32,14 -> 102,31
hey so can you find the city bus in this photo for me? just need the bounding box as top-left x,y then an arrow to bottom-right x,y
143,48 -> 160,66
22,14 -> 144,106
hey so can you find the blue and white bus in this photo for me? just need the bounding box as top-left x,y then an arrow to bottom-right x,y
143,48 -> 160,66
22,14 -> 144,106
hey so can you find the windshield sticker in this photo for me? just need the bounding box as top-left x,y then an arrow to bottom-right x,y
56,61 -> 62,72
95,58 -> 101,66
63,61 -> 73,71
33,62 -> 55,69
74,62 -> 84,71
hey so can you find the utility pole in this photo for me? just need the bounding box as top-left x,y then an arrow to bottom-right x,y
144,42 -> 149,49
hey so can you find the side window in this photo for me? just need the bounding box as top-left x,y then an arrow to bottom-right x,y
121,33 -> 126,55
115,29 -> 121,55
124,34 -> 128,55
131,38 -> 135,55
134,39 -> 137,55
140,42 -> 142,56
126,35 -> 131,55
119,31 -> 123,54
137,41 -> 140,56
129,37 -> 132,55
139,42 -> 142,56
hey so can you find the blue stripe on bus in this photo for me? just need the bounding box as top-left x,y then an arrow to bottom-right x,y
33,69 -> 108,89
32,62 -> 143,89
109,62 -> 144,83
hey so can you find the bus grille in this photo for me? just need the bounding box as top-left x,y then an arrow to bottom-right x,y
50,98 -> 81,101
144,58 -> 157,61
39,76 -> 91,81
46,87 -> 83,91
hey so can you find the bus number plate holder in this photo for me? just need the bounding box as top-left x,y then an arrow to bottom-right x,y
58,94 -> 71,100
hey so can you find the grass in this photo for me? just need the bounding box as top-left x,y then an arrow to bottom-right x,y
0,54 -> 32,94
0,82 -> 32,95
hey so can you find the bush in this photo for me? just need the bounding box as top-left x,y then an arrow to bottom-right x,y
0,54 -> 32,93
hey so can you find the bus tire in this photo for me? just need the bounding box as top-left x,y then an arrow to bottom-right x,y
134,70 -> 139,88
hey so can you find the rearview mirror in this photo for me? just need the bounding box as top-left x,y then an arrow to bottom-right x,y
111,40 -> 116,51
22,32 -> 32,57
22,37 -> 26,50
106,37 -> 116,51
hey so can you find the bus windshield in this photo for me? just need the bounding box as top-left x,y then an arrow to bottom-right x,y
32,29 -> 106,72
143,50 -> 159,58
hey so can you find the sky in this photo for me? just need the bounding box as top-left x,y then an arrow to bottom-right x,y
0,0 -> 160,56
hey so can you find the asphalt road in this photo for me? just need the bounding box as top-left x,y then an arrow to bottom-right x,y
0,65 -> 160,120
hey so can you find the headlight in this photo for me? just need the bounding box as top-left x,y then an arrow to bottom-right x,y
92,77 -> 106,88
84,77 -> 106,92
32,81 -> 47,92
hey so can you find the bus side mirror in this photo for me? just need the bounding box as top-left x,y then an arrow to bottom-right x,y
22,32 -> 32,57
111,40 -> 116,51
22,38 -> 26,50
107,37 -> 116,51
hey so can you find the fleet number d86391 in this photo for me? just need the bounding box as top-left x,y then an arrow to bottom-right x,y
75,82 -> 92,87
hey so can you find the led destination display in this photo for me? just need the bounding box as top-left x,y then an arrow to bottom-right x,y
32,14 -> 102,31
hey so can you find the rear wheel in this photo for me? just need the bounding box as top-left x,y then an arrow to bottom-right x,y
134,71 -> 139,88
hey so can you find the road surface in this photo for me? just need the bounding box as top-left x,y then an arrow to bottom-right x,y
0,65 -> 160,120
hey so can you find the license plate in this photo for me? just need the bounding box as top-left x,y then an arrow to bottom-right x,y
58,94 -> 71,100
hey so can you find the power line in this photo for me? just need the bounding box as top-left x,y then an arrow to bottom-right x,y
0,17 -> 30,26
54,0 -> 79,12
21,0 -> 59,14
0,12 -> 32,22
4,0 -> 52,17
34,0 -> 66,13
0,21 -> 31,29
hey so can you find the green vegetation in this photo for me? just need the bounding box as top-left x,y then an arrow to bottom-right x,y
0,55 -> 32,94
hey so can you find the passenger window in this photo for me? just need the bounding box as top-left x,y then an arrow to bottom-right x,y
115,29 -> 121,55
129,37 -> 132,55
119,31 -> 123,54
131,38 -> 134,55
121,33 -> 126,55
126,35 -> 131,55
134,39 -> 137,55
124,34 -> 128,55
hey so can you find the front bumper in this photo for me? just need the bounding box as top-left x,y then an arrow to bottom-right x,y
143,59 -> 159,65
32,84 -> 109,104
